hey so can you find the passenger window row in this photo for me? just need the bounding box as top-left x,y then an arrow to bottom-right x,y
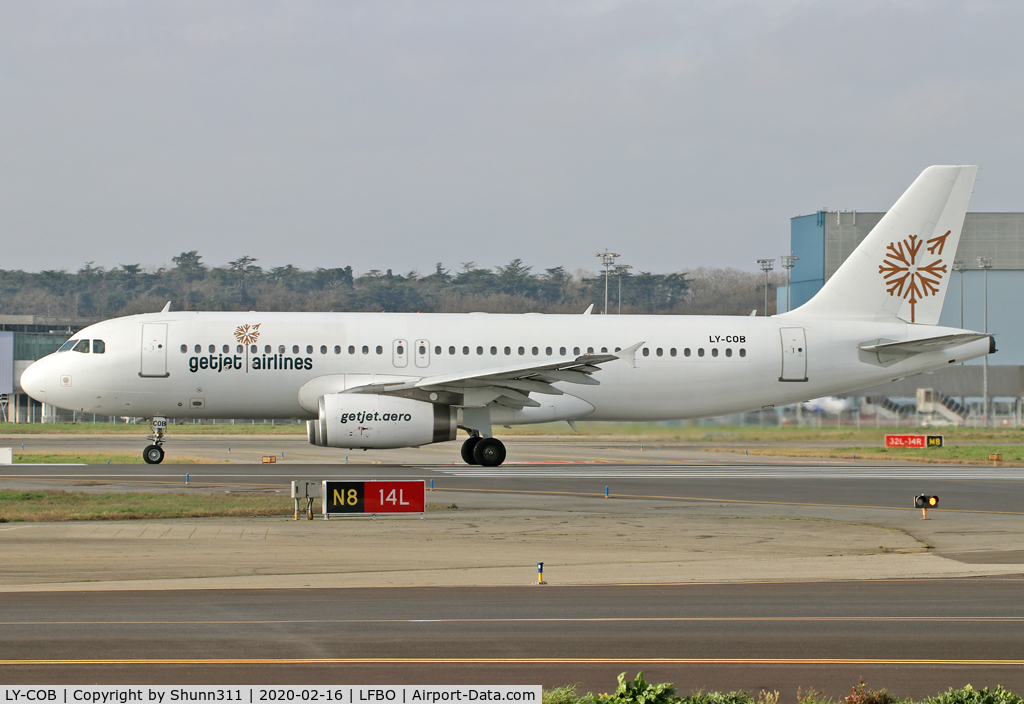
641,346 -> 747,359
177,342 -> 748,359
416,345 -> 614,357
58,339 -> 105,354
340,344 -> 749,359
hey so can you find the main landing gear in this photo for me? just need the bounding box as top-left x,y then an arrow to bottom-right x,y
460,434 -> 506,467
143,417 -> 167,465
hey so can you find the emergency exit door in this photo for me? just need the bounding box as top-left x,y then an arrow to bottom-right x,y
140,323 -> 169,378
414,339 -> 430,368
393,339 -> 408,368
779,327 -> 808,382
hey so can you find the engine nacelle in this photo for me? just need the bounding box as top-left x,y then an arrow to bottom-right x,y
307,394 -> 456,449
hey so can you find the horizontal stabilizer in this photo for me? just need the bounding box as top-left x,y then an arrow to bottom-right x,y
859,333 -> 991,355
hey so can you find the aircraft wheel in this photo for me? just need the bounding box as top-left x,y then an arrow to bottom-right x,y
143,444 -> 165,465
473,438 -> 506,467
461,436 -> 481,465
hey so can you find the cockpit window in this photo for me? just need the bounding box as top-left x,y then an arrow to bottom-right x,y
58,339 -> 79,352
72,340 -> 90,353
92,340 -> 105,354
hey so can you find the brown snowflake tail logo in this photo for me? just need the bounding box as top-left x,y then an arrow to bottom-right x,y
233,323 -> 261,372
878,231 -> 950,323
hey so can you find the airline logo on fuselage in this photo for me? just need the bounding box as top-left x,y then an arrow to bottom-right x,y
187,323 -> 314,374
878,230 -> 949,323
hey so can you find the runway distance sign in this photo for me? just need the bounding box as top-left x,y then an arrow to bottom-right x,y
885,434 -> 943,448
323,480 -> 425,515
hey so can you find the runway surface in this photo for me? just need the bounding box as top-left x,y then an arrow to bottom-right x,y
3,580 -> 1024,695
6,459 -> 1024,519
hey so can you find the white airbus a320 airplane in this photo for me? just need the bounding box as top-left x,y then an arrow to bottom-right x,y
21,165 -> 992,466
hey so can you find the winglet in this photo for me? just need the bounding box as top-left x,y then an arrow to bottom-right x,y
583,304 -> 594,315
160,301 -> 171,313
615,341 -> 645,368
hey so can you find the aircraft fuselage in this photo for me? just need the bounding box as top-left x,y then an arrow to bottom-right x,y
22,310 -> 990,422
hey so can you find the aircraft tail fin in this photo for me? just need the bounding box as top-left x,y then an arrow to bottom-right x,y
791,165 -> 977,325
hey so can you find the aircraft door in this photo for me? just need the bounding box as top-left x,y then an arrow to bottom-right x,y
393,339 -> 408,368
779,327 -> 808,382
140,323 -> 169,378
415,339 -> 430,368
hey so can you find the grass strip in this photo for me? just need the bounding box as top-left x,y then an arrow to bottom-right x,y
0,490 -> 457,522
12,452 -> 228,465
4,422 -> 1024,444
712,445 -> 1024,465
0,489 -> 296,522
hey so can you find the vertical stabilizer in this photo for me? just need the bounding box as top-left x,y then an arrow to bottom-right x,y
792,165 -> 977,324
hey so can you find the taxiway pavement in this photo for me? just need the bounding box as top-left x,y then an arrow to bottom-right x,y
3,580 -> 1024,696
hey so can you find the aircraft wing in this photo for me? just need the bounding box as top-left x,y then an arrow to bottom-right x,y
859,333 -> 991,355
348,341 -> 644,409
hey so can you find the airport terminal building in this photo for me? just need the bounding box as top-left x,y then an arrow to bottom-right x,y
778,211 -> 1024,423
0,315 -> 99,423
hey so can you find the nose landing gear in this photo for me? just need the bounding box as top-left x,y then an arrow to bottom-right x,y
143,444 -> 165,464
143,417 -> 167,465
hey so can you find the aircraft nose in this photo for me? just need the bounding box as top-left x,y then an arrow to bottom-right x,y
20,359 -> 47,403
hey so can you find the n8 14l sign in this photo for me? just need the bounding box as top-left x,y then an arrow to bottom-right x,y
323,480 -> 425,515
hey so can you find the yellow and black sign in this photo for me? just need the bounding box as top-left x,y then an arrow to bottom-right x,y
325,481 -> 365,513
926,435 -> 944,447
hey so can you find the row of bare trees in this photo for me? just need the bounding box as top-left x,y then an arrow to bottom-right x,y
0,253 -> 783,318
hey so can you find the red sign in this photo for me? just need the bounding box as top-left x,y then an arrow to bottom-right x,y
886,434 -> 925,448
364,481 -> 425,513
885,435 -> 944,448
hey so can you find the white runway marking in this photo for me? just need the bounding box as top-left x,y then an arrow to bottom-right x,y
435,465 -> 1024,480
6,466 -> 1024,481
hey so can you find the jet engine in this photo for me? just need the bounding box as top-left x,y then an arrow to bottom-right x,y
307,394 -> 456,449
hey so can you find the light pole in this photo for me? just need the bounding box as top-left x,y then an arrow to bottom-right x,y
757,259 -> 775,316
978,256 -> 993,426
780,254 -> 799,314
595,251 -> 620,315
614,264 -> 632,314
953,259 -> 966,328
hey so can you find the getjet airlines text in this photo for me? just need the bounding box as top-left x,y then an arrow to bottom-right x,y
2,688 -> 539,704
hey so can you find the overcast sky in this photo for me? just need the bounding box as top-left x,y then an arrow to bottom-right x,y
1,1 -> 1021,276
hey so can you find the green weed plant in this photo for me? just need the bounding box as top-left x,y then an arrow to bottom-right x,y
543,677 -> 1023,704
